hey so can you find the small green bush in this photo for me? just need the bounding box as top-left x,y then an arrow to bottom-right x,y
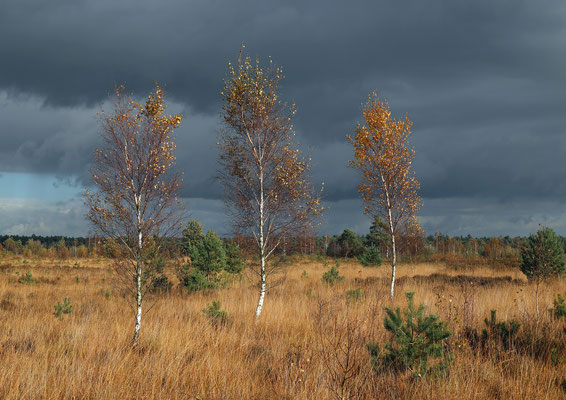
179,267 -> 219,293
481,310 -> 520,350
367,292 -> 452,378
322,265 -> 344,285
18,271 -> 35,285
346,288 -> 364,304
53,297 -> 73,320
521,227 -> 565,279
552,294 -> 566,319
551,347 -> 561,366
224,240 -> 244,274
357,246 -> 382,267
202,300 -> 229,327
179,228 -> 243,292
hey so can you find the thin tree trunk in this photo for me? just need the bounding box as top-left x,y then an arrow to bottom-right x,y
133,262 -> 142,345
255,171 -> 266,320
390,230 -> 397,299
381,173 -> 396,299
255,255 -> 266,320
133,197 -> 143,345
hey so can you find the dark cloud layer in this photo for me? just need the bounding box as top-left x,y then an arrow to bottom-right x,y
1,0 -> 566,236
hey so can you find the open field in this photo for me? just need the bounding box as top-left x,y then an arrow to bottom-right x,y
0,257 -> 565,399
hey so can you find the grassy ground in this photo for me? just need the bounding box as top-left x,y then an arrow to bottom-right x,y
0,256 -> 564,399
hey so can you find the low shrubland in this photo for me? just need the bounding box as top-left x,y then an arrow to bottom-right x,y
0,257 -> 563,399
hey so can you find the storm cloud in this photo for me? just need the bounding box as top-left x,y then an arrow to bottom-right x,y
1,0 -> 566,236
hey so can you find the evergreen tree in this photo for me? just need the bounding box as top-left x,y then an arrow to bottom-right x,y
367,292 -> 452,377
181,220 -> 205,256
357,245 -> 382,267
367,215 -> 391,256
190,230 -> 228,275
338,229 -> 364,258
521,226 -> 565,317
178,229 -> 244,292
224,240 -> 244,274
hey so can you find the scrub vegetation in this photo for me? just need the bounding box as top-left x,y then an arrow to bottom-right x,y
0,253 -> 564,399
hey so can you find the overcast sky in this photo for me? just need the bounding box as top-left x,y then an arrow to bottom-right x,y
1,0 -> 566,237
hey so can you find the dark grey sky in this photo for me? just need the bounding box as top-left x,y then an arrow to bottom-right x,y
1,0 -> 565,237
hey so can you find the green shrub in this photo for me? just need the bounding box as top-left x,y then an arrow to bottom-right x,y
202,300 -> 229,327
18,271 -> 35,285
367,292 -> 452,378
224,240 -> 244,274
357,246 -> 382,267
190,231 -> 228,275
337,229 -> 364,258
179,267 -> 218,292
552,294 -> 566,319
481,310 -> 520,350
179,229 -> 243,292
322,265 -> 344,285
521,227 -> 565,280
346,288 -> 364,304
53,297 -> 73,320
181,220 -> 205,256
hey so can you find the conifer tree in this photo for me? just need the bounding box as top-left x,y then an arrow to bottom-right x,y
367,292 -> 452,377
521,226 -> 565,317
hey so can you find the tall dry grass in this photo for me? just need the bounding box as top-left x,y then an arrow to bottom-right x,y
0,256 -> 564,399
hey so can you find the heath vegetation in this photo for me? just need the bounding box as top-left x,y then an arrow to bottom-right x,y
0,251 -> 564,399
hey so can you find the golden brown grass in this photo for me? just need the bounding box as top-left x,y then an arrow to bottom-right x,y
0,256 -> 564,399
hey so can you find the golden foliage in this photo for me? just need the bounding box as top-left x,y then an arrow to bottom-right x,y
83,83 -> 184,327
84,83 -> 183,250
219,48 -> 323,253
348,92 -> 421,236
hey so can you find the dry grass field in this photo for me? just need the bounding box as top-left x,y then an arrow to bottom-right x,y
0,256 -> 565,399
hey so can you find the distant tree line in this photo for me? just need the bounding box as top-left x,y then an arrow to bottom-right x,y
5,222 -> 564,269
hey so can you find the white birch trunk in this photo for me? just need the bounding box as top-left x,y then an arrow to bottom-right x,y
381,173 -> 397,299
133,195 -> 143,345
133,261 -> 142,345
390,227 -> 397,299
255,171 -> 266,320
255,254 -> 266,320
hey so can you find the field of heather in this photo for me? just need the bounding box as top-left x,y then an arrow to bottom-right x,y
0,257 -> 564,399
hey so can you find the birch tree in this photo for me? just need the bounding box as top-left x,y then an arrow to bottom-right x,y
219,49 -> 323,320
84,84 -> 183,345
348,92 -> 421,298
